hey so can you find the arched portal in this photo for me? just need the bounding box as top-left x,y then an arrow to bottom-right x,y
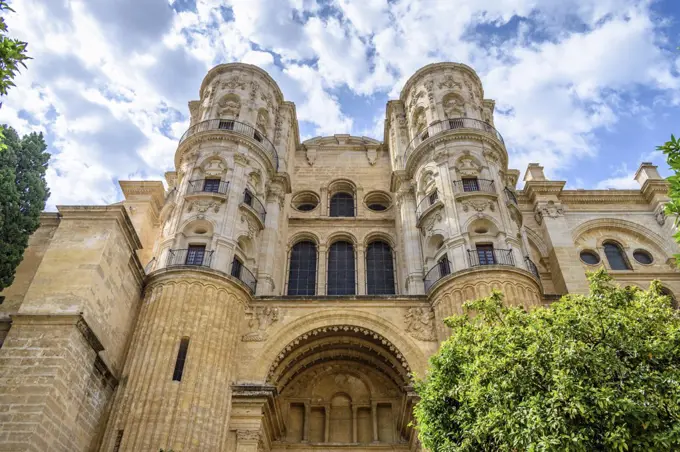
267,325 -> 416,449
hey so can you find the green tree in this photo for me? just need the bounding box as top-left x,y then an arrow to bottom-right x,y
0,125 -> 49,291
414,270 -> 680,451
0,0 -> 29,97
659,135 -> 680,249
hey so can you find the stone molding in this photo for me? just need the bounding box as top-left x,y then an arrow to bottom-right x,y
144,266 -> 253,303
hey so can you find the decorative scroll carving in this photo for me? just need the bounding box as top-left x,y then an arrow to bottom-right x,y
187,200 -> 221,213
233,152 -> 250,166
306,147 -> 317,166
424,80 -> 435,113
438,74 -> 462,90
655,205 -> 667,226
242,307 -> 280,342
404,307 -> 436,341
366,147 -> 378,165
221,75 -> 247,91
534,201 -> 564,225
409,90 -> 425,110
461,200 -> 495,213
218,94 -> 241,118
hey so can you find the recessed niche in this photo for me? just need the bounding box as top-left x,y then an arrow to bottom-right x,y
364,191 -> 392,212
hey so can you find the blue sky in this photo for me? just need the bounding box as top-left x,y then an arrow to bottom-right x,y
2,0 -> 680,209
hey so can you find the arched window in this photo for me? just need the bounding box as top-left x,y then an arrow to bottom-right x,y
287,241 -> 317,295
327,241 -> 355,295
330,192 -> 354,217
366,241 -> 395,295
660,287 -> 678,310
603,241 -> 631,270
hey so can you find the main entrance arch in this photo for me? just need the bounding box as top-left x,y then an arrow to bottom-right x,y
270,325 -> 417,450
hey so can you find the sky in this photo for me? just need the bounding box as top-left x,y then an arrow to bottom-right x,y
1,0 -> 680,210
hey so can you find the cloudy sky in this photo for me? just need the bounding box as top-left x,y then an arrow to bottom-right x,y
1,0 -> 680,209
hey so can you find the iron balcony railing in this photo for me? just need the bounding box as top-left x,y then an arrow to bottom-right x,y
166,249 -> 214,268
231,260 -> 257,293
468,248 -> 515,267
179,119 -> 279,170
416,190 -> 439,221
403,118 -> 504,166
242,190 -> 267,224
505,187 -> 518,206
424,251 -> 542,293
188,179 -> 230,195
452,179 -> 496,194
424,257 -> 451,293
524,256 -> 540,280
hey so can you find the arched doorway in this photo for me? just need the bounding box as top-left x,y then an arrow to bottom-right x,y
267,325 -> 416,449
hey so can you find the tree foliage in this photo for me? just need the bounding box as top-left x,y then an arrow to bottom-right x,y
414,270 -> 680,451
0,125 -> 49,291
0,0 -> 29,98
659,135 -> 680,243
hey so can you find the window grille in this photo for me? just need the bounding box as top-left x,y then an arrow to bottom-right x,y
475,244 -> 495,265
172,337 -> 190,381
603,242 -> 631,270
327,241 -> 356,295
366,241 -> 396,295
330,192 -> 354,217
287,241 -> 317,295
462,177 -> 479,192
112,430 -> 124,452
437,255 -> 451,276
231,256 -> 243,279
185,245 -> 206,266
202,178 -> 221,193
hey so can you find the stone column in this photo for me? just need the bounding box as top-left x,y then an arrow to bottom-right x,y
256,178 -> 286,295
356,244 -> 366,295
325,404 -> 331,442
395,180 -> 425,294
303,403 -> 311,442
318,244 -> 327,295
371,402 -> 379,442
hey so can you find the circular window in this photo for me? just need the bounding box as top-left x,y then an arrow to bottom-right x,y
580,250 -> 600,265
633,250 -> 653,265
364,191 -> 392,212
292,191 -> 319,212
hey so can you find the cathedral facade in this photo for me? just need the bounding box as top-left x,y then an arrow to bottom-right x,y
0,62 -> 678,452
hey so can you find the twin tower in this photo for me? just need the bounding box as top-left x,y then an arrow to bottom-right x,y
3,61 -> 672,452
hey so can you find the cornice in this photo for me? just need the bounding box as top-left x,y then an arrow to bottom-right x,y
522,180 -> 565,202
38,212 -> 61,227
144,266 -> 253,302
119,180 -> 166,212
640,179 -> 670,203
199,63 -> 284,103
518,188 -> 660,206
302,134 -> 382,149
287,217 -> 395,226
56,205 -> 143,253
399,62 -> 484,101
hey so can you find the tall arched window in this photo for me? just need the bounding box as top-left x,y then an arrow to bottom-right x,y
603,241 -> 631,270
327,241 -> 355,295
287,241 -> 317,295
330,193 -> 354,217
366,241 -> 395,295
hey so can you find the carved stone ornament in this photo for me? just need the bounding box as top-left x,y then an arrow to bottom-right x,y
306,147 -> 317,166
242,307 -> 280,341
233,152 -> 250,166
267,186 -> 286,209
187,200 -> 222,213
404,307 -> 436,341
256,110 -> 269,137
221,75 -> 247,91
483,149 -> 500,165
424,80 -> 435,112
250,80 -> 258,100
457,156 -> 480,177
443,95 -> 465,119
218,95 -> 241,118
366,147 -> 378,165
534,201 -> 564,225
413,109 -> 427,134
423,212 -> 442,237
438,74 -> 462,90
236,430 -> 261,442
461,200 -> 494,213
409,90 -> 425,110
655,205 -> 667,226
248,169 -> 262,192
204,157 -> 226,177
260,91 -> 275,111
241,215 -> 259,238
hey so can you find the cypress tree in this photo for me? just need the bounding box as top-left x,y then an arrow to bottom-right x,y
0,125 -> 49,291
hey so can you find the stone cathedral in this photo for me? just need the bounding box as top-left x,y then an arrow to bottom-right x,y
0,62 -> 678,452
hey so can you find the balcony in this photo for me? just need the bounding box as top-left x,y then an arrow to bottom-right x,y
504,187 -> 518,207
403,118 -> 504,167
230,259 -> 257,294
188,179 -> 230,196
241,189 -> 267,226
452,179 -> 496,195
166,248 -> 214,268
424,250 -> 541,293
416,190 -> 442,222
179,119 -> 279,171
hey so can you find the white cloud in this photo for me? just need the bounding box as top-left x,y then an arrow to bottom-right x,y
0,0 -> 678,209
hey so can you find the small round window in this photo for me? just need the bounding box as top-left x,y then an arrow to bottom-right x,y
580,250 -> 600,265
364,191 -> 392,212
292,191 -> 319,212
633,250 -> 653,265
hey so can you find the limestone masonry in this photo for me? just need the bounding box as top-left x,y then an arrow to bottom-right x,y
0,62 -> 678,452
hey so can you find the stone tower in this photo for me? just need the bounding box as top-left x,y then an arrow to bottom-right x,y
0,62 -> 677,452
